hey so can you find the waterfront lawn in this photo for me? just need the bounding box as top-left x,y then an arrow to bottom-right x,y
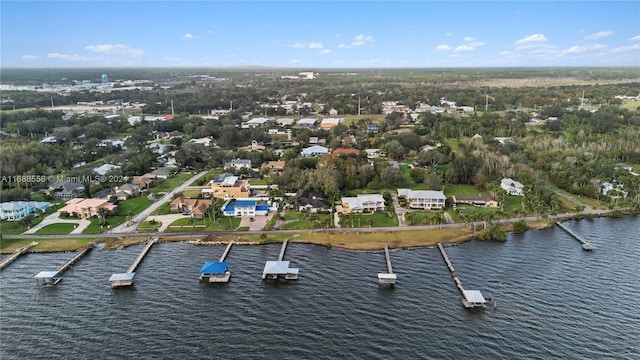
406,211 -> 444,226
83,196 -> 153,232
35,223 -> 77,235
454,206 -> 499,221
281,213 -> 332,230
340,212 -> 398,228
443,184 -> 488,197
165,216 -> 241,232
138,220 -> 161,232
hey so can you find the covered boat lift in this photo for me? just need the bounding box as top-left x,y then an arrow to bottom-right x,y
200,261 -> 230,283
262,260 -> 299,280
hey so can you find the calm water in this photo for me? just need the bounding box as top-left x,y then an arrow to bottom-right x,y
1,216 -> 639,359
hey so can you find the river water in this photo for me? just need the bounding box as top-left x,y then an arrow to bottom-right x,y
1,215 -> 639,359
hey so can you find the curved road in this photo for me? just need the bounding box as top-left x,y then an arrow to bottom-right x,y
108,170 -> 208,233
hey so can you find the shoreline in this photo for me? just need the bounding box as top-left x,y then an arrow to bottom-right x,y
0,210 -> 634,254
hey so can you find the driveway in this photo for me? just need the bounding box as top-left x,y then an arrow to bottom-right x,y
391,194 -> 408,227
108,170 -> 208,233
145,214 -> 187,232
239,210 -> 275,231
23,212 -> 91,235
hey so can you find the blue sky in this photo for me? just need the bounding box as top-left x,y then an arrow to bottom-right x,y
2,1 -> 639,68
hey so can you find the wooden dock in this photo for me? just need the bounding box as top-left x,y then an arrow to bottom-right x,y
0,242 -> 38,271
35,242 -> 94,285
219,242 -> 233,262
278,239 -> 288,261
110,237 -> 158,288
437,243 -> 486,309
556,222 -> 595,251
378,244 -> 397,285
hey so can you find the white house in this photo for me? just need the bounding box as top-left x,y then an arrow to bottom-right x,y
242,117 -> 269,129
341,194 -> 385,213
221,200 -> 270,217
296,118 -> 317,128
397,189 -> 447,210
501,178 -> 525,196
229,159 -> 252,170
301,145 -> 329,157
94,163 -> 121,176
0,201 -> 50,221
602,182 -> 627,198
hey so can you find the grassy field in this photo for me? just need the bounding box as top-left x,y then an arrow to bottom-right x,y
406,211 -> 444,226
151,202 -> 173,216
340,212 -> 398,228
280,212 -> 332,230
138,220 -> 161,232
443,184 -> 487,197
149,172 -> 194,193
34,223 -> 77,235
165,216 -> 241,232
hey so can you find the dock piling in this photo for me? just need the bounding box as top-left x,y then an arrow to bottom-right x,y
378,244 -> 397,285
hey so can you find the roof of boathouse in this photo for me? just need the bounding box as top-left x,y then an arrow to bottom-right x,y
200,261 -> 228,274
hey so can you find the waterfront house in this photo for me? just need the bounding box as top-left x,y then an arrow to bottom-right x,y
397,189 -> 447,210
170,197 -> 213,218
340,194 -> 385,213
58,198 -> 118,219
0,201 -> 50,221
452,195 -> 499,208
202,175 -> 250,200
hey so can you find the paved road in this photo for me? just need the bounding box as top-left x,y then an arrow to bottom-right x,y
7,208 -> 621,242
108,170 -> 208,233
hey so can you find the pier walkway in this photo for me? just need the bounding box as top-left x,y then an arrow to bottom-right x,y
556,222 -> 595,251
0,242 -> 38,270
110,237 -> 158,287
378,244 -> 397,285
35,242 -> 94,285
437,243 -> 486,309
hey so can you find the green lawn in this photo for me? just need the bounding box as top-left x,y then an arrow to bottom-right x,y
405,211 -> 445,226
35,223 -> 77,235
340,212 -> 398,228
138,220 -> 161,232
281,212 -> 332,229
165,216 -> 241,232
443,184 -> 488,197
151,202 -> 173,216
149,173 -> 193,192
283,211 -> 307,221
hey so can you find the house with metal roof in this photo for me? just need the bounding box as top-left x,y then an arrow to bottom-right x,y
94,163 -> 121,176
397,189 -> 447,210
301,145 -> 329,157
340,194 -> 385,213
0,201 -> 50,221
501,178 -> 525,196
296,118 -> 317,128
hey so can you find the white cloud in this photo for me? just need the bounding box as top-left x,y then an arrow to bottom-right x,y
22,54 -> 38,60
292,42 -> 324,49
454,45 -> 475,52
354,34 -> 373,42
289,59 -> 301,64
630,35 -> 640,41
613,43 -> 640,53
319,49 -> 331,54
463,36 -> 475,42
182,33 -> 198,39
516,34 -> 548,44
564,44 -> 606,54
85,44 -> 143,58
340,34 -> 374,49
584,31 -> 613,40
47,53 -> 95,61
436,44 -> 452,51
